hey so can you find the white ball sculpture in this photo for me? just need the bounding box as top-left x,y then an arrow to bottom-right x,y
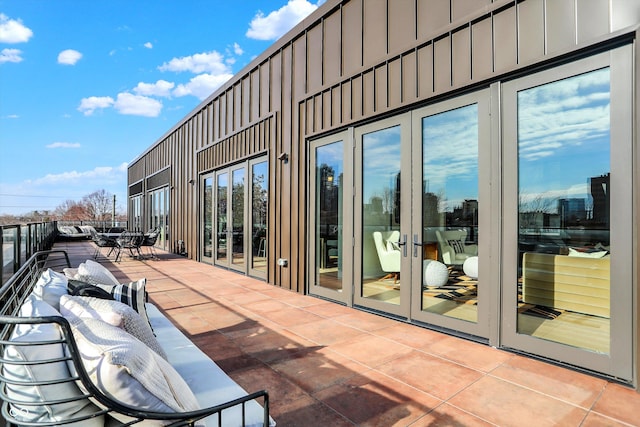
423,259 -> 449,287
463,256 -> 479,279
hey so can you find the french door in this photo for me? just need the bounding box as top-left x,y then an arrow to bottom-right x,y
200,156 -> 268,279
309,44 -> 634,380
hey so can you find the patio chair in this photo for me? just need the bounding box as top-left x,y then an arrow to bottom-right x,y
139,229 -> 160,259
115,231 -> 144,262
90,228 -> 118,259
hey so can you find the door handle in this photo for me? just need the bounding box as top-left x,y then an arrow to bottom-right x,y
412,234 -> 423,258
397,234 -> 408,257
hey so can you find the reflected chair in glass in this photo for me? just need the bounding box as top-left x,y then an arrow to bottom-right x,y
435,229 -> 478,266
372,231 -> 401,283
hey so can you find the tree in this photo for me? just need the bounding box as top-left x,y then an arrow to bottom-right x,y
83,190 -> 113,222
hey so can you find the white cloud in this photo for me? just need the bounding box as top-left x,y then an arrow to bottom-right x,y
2,114 -> 19,119
0,13 -> 33,43
173,73 -> 233,100
246,0 -> 321,41
29,163 -> 128,186
47,142 -> 81,149
133,80 -> 175,98
114,92 -> 162,117
232,42 -> 243,56
78,96 -> 115,116
0,48 -> 23,63
158,50 -> 230,74
144,42 -> 153,49
57,49 -> 82,65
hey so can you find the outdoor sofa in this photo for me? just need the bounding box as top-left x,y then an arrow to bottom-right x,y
0,250 -> 273,426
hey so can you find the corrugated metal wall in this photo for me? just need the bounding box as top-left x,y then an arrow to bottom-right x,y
129,0 -> 639,292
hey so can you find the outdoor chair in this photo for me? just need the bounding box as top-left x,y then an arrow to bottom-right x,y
89,228 -> 118,259
114,231 -> 144,262
139,229 -> 160,259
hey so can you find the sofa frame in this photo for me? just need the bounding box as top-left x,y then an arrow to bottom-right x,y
0,250 -> 271,426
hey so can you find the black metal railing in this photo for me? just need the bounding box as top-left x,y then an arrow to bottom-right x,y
1,221 -> 58,286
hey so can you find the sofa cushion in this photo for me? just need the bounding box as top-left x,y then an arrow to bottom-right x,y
31,268 -> 69,311
75,259 -> 120,286
66,316 -> 200,423
60,295 -> 167,359
95,278 -> 150,328
2,295 -> 103,426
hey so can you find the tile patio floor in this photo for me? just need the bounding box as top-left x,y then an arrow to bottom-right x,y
54,240 -> 640,427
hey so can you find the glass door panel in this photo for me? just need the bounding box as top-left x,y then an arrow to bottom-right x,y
230,168 -> 246,270
410,90 -> 491,339
516,69 -> 611,353
309,132 -> 350,303
354,116 -> 411,317
421,104 -> 479,322
502,47 -> 633,379
250,160 -> 268,277
201,175 -> 213,263
215,172 -> 228,265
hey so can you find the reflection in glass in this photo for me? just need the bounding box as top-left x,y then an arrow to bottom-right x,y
361,126 -> 401,305
203,177 -> 213,259
421,104 -> 479,323
314,141 -> 343,291
517,68 -> 611,354
251,162 -> 268,271
231,169 -> 245,265
216,173 -> 228,262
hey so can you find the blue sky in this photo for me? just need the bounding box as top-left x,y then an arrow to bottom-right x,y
0,0 -> 324,215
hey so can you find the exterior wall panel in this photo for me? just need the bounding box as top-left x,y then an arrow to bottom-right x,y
417,0 -> 451,41
307,24 -> 323,93
494,7 -> 517,73
342,0 -> 362,75
546,0 -> 577,55
417,44 -> 434,98
518,0 -> 545,65
388,0 -> 416,55
472,17 -> 493,80
402,51 -> 417,103
452,26 -> 471,87
323,11 -> 342,85
434,36 -> 451,93
388,57 -> 401,107
452,0 -> 490,22
362,0 -> 387,66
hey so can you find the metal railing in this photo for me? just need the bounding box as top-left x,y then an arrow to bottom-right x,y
1,221 -> 58,286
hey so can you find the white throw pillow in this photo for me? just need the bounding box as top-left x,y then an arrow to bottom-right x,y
568,248 -> 608,258
67,316 -> 200,424
96,278 -> 151,328
60,295 -> 167,359
75,259 -> 120,286
2,295 -> 103,426
31,268 -> 69,310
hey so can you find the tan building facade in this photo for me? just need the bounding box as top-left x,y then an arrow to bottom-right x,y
129,0 -> 640,387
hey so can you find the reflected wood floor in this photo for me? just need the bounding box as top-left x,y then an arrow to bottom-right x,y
54,241 -> 640,427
